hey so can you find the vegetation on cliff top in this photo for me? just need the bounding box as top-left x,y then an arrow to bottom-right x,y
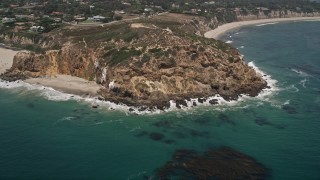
1,13 -> 267,109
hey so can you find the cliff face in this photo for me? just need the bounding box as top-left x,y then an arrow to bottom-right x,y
204,10 -> 320,29
236,10 -> 320,21
1,14 -> 267,109
1,46 -> 97,81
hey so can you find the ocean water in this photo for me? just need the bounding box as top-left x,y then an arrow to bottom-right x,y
1,21 -> 320,179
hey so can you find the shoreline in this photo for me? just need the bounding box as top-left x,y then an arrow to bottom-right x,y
0,16 -> 288,114
0,61 -> 277,114
25,75 -> 102,97
204,16 -> 320,39
0,56 -> 277,115
0,47 -> 101,98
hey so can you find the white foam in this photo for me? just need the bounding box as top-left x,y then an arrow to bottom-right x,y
54,116 -> 77,125
129,126 -> 141,132
7,80 -> 83,101
284,84 -> 299,92
291,68 -> 309,77
256,22 -> 279,27
248,61 -> 278,98
0,61 -> 278,115
0,79 -> 161,115
299,78 -> 308,88
225,40 -> 233,44
127,171 -> 147,180
283,100 -> 290,105
108,79 -> 115,90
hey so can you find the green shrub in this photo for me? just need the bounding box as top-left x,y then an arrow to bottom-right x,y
141,54 -> 151,63
227,57 -> 234,63
23,44 -> 45,53
108,49 -> 142,66
149,48 -> 162,53
121,31 -> 139,42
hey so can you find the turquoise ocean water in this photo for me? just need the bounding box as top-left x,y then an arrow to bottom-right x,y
1,21 -> 320,179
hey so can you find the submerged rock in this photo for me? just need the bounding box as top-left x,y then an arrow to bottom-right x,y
0,14 -> 267,109
149,132 -> 165,141
255,117 -> 272,126
218,113 -> 236,125
282,105 -> 297,114
156,147 -> 269,179
255,117 -> 287,129
27,103 -> 35,108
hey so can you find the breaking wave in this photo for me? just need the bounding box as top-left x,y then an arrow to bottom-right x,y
290,68 -> 310,77
0,62 -> 278,115
256,22 -> 279,27
299,78 -> 308,88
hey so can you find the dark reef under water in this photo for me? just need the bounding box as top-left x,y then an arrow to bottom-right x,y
156,147 -> 269,179
0,21 -> 320,179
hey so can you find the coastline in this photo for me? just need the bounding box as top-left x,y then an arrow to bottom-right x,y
0,16 -> 288,114
0,47 -> 101,99
204,16 -> 320,39
25,75 -> 102,97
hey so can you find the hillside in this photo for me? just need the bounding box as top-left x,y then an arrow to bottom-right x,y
1,14 -> 267,110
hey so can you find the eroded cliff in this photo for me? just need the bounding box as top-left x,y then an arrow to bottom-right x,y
1,14 -> 267,109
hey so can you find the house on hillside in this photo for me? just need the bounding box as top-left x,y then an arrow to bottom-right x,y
115,10 -> 126,14
15,15 -> 29,19
16,14 -> 36,21
144,8 -> 154,16
93,15 -> 106,22
74,15 -> 86,21
2,17 -> 16,24
51,11 -> 64,16
10,4 -> 19,8
30,26 -> 44,32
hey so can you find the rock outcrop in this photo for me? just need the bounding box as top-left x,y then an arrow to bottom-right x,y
1,14 -> 267,109
156,147 -> 269,179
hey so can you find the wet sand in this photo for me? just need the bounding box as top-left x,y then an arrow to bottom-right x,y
25,75 -> 102,97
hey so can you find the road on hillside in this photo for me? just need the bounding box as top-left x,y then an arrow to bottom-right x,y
67,12 -> 169,27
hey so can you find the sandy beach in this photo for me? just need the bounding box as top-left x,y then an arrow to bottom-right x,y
204,16 -> 320,39
0,47 -> 101,97
25,75 -> 102,97
0,47 -> 19,74
2,16 -> 319,100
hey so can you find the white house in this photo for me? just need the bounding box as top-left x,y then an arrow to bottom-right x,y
2,17 -> 15,24
30,26 -> 44,32
93,15 -> 105,21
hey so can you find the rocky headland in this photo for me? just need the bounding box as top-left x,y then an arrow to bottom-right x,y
0,13 -> 267,110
